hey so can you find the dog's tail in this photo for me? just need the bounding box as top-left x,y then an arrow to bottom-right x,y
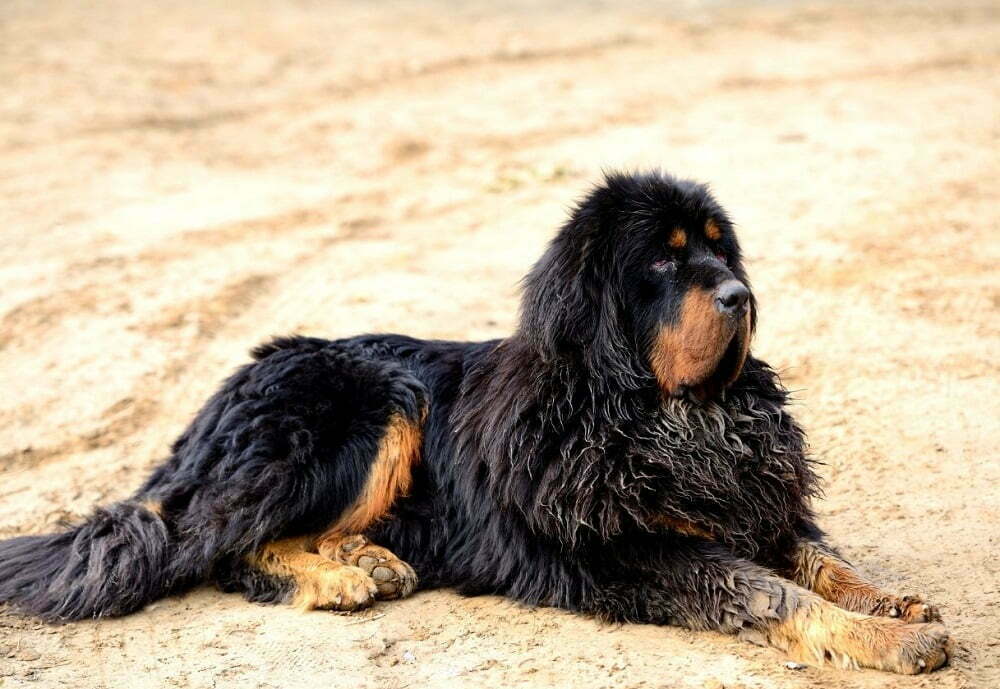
0,500 -> 171,622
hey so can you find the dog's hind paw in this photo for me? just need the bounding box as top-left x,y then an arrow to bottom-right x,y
320,534 -> 418,600
293,562 -> 377,611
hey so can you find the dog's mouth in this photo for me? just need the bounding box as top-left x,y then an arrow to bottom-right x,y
654,303 -> 752,404
684,320 -> 750,403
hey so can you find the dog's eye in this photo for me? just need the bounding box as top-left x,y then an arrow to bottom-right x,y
651,259 -> 675,272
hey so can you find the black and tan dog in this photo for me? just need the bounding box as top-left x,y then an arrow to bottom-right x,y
0,172 -> 950,673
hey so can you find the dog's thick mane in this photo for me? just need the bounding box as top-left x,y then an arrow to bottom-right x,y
453,339 -> 817,558
452,172 -> 818,561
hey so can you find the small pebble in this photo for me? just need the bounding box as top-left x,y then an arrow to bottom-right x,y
784,661 -> 807,670
402,650 -> 416,664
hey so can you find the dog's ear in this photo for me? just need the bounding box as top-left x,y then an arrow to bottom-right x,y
518,182 -> 625,364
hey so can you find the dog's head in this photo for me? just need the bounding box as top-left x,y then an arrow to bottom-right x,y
519,171 -> 755,402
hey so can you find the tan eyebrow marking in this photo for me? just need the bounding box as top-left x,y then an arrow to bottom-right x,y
668,227 -> 687,248
705,219 -> 722,241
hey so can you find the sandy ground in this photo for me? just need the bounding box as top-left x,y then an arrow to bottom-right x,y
0,0 -> 998,687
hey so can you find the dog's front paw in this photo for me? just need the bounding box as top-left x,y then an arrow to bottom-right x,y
881,622 -> 951,674
884,595 -> 942,623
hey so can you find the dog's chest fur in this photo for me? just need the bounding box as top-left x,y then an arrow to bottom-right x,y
629,394 -> 814,554
499,369 -> 817,561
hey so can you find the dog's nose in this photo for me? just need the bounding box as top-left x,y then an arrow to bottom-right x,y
714,280 -> 749,315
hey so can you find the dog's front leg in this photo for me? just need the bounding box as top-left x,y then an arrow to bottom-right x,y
588,542 -> 949,673
788,530 -> 941,623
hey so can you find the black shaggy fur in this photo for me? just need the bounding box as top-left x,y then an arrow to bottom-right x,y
0,171 -> 824,637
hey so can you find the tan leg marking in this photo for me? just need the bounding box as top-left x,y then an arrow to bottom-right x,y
248,536 -> 376,611
303,414 -> 422,604
138,499 -> 163,517
791,541 -> 941,623
322,413 -> 423,538
318,534 -> 417,600
764,592 -> 950,674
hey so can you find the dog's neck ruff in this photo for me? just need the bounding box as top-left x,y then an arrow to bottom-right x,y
452,347 -> 818,559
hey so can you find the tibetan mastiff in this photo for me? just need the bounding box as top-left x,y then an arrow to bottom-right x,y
0,171 -> 950,673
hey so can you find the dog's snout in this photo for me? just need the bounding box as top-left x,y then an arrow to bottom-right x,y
714,280 -> 749,315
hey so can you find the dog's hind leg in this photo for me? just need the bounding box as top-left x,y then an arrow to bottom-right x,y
0,337 -> 427,621
220,536 -> 378,611
203,343 -> 425,610
787,535 -> 941,623
222,412 -> 423,610
304,412 -> 424,601
221,532 -> 417,610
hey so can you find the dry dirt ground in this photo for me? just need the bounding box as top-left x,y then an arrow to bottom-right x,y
1,0 -> 998,687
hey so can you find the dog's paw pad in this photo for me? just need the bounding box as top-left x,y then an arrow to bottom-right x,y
327,539 -> 418,600
357,555 -> 417,600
